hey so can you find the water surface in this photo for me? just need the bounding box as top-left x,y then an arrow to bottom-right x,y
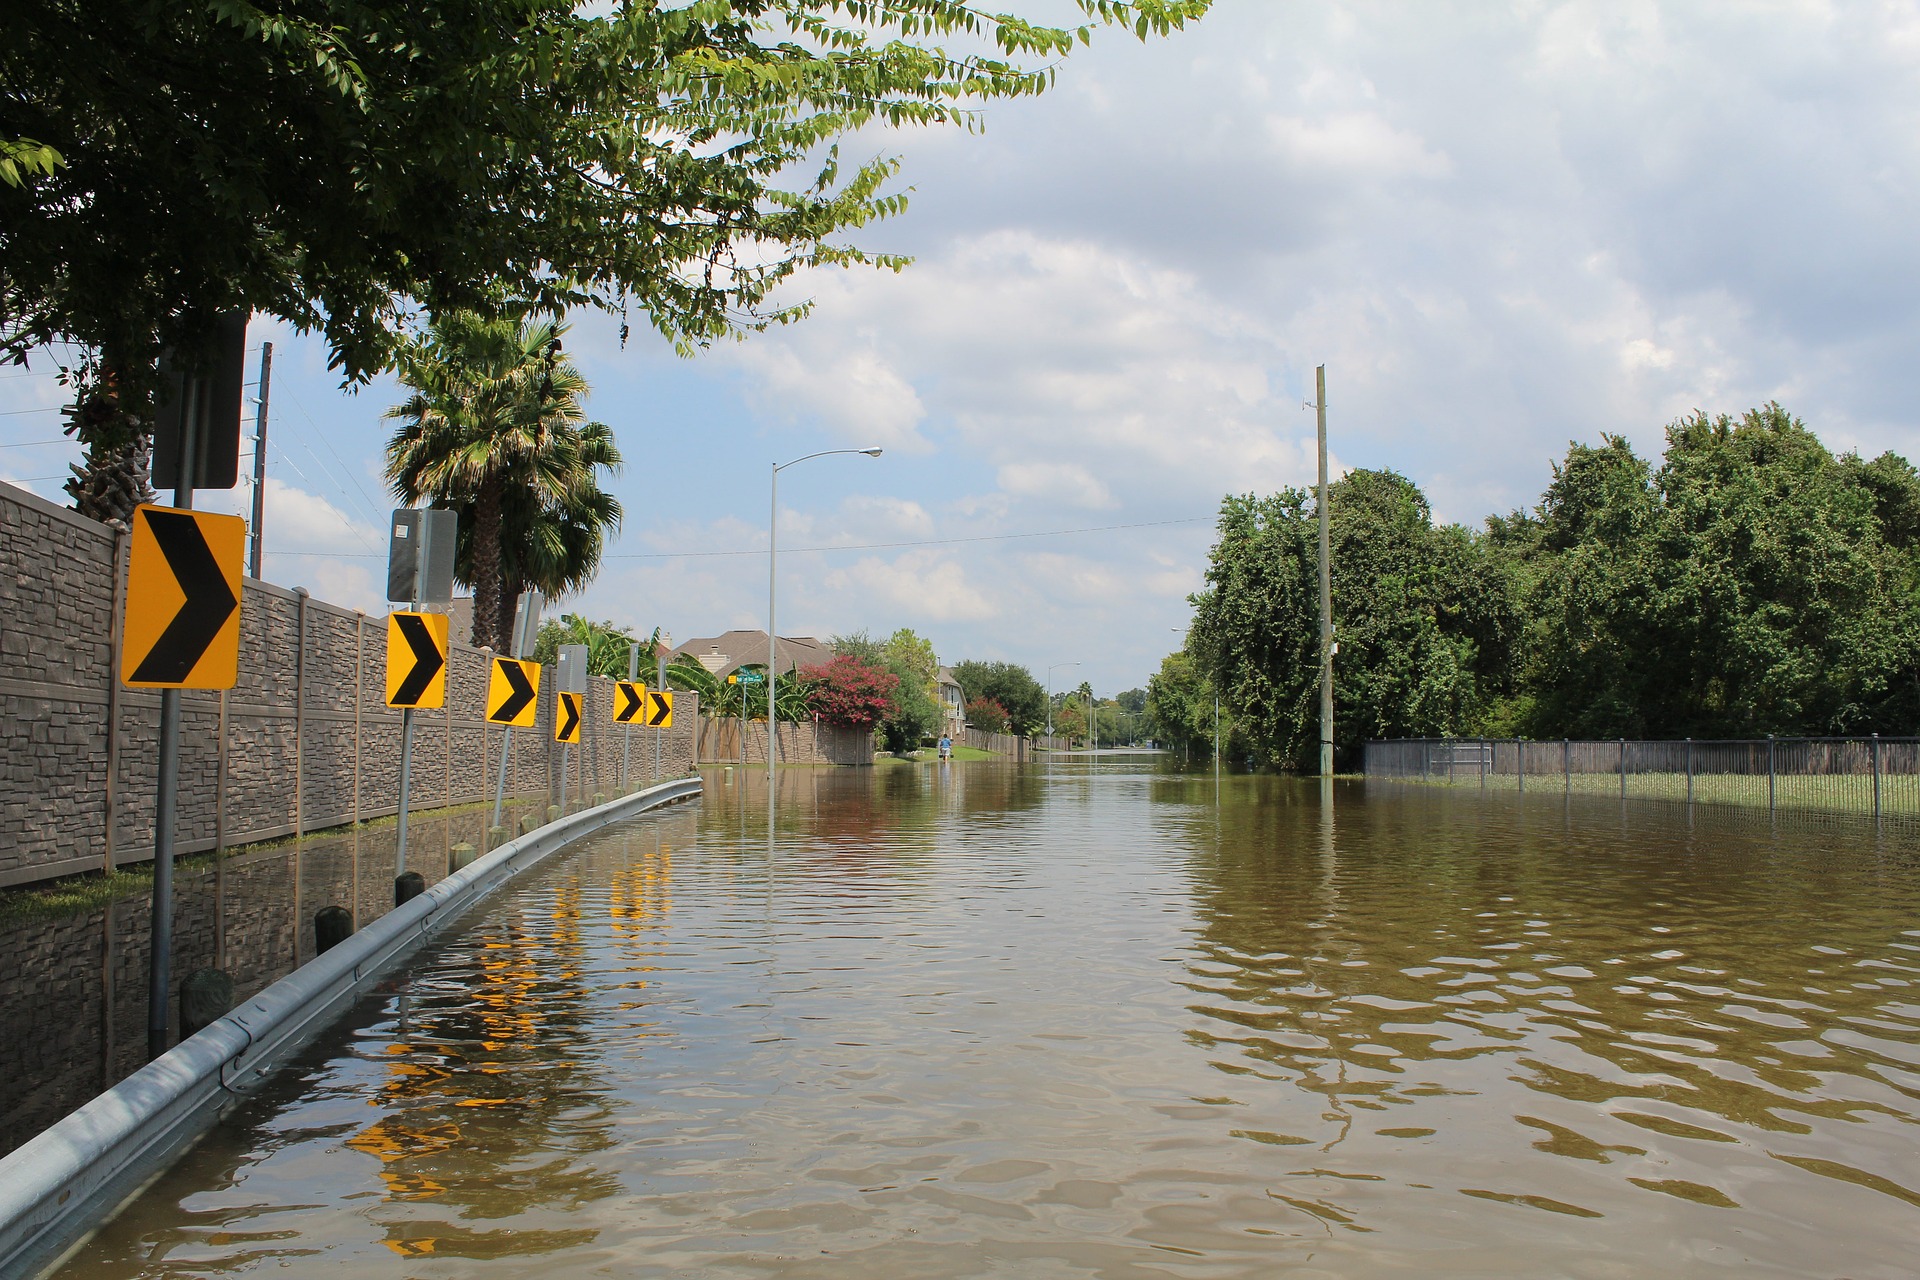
58,762 -> 1920,1277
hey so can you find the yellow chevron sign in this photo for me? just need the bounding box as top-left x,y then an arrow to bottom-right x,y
554,691 -> 583,743
384,612 -> 448,709
614,680 -> 645,723
486,657 -> 540,726
121,504 -> 245,689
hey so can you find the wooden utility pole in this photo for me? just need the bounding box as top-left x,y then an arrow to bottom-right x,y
1316,365 -> 1333,778
248,341 -> 272,579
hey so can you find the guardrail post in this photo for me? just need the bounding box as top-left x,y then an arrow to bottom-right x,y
1872,732 -> 1881,819
1685,737 -> 1693,806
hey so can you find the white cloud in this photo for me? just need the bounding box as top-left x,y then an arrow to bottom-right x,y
1264,111 -> 1451,178
726,339 -> 930,451
823,551 -> 998,623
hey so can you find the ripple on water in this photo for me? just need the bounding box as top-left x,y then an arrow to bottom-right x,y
47,769 -> 1920,1280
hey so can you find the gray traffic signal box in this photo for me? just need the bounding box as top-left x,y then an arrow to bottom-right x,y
152,310 -> 248,491
387,508 -> 459,604
555,644 -> 590,695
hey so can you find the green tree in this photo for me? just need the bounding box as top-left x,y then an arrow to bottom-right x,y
833,629 -> 939,752
384,315 -> 621,650
950,660 -> 1047,737
484,419 -> 623,649
531,615 -> 640,678
1189,470 -> 1518,769
1145,649 -> 1219,761
664,654 -> 811,722
8,0 -> 1207,521
1516,406 -> 1920,736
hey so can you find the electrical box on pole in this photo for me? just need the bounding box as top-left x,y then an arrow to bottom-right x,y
386,508 -> 459,604
152,311 -> 248,491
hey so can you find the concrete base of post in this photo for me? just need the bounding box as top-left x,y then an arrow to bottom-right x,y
313,907 -> 353,955
485,825 -> 508,851
449,842 -> 477,872
547,804 -> 562,824
179,970 -> 234,1041
592,793 -> 605,807
394,871 -> 426,906
518,813 -> 540,837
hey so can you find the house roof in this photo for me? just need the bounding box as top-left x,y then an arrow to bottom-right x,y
668,630 -> 832,678
936,665 -> 961,688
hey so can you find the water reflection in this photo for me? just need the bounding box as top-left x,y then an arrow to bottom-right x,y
1179,778 -> 1920,1265
53,764 -> 1920,1279
0,799 -> 556,1157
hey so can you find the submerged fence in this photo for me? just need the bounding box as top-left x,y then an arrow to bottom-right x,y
1364,736 -> 1920,818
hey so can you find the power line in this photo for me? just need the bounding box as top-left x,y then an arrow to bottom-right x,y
602,515 -> 1213,559
266,515 -> 1213,560
0,439 -> 68,449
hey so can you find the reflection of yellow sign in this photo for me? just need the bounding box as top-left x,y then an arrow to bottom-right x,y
554,691 -> 582,743
486,657 -> 539,726
121,504 -> 245,688
384,612 -> 448,708
646,689 -> 673,727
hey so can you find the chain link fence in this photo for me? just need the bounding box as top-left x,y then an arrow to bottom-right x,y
1364,736 -> 1920,818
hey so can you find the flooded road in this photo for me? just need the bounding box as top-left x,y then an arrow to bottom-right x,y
56,762 -> 1920,1278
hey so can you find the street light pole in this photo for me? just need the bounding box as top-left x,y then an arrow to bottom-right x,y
769,448 -> 883,777
1046,661 -> 1079,748
1316,364 -> 1333,779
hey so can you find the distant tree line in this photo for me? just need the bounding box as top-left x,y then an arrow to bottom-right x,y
1155,405 -> 1920,769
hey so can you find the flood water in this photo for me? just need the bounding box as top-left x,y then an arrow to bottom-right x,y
56,761 -> 1920,1278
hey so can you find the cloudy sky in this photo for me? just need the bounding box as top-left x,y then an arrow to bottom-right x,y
6,1 -> 1918,695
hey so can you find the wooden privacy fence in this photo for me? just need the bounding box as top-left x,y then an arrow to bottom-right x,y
693,716 -> 875,766
1364,736 -> 1920,819
963,727 -> 1030,759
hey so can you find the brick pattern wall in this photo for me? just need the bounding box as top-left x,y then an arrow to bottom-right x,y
0,481 -> 699,888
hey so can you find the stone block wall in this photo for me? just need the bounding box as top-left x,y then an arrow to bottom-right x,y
0,480 -> 699,888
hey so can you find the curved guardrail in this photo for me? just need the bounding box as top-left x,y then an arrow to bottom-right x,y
0,776 -> 704,1280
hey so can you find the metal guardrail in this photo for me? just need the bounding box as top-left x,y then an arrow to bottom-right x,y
0,775 -> 703,1280
1364,736 -> 1920,818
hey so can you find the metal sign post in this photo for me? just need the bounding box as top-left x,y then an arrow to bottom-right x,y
623,643 -> 639,790
491,591 -> 544,828
654,631 -> 670,782
387,509 -> 457,884
555,645 -> 588,813
134,316 -> 248,1060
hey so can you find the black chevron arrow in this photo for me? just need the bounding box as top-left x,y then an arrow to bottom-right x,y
646,691 -> 671,726
132,509 -> 238,684
557,693 -> 581,740
491,659 -> 535,723
391,614 -> 445,706
616,682 -> 642,723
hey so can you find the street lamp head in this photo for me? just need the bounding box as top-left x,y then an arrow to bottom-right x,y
860,448 -> 883,457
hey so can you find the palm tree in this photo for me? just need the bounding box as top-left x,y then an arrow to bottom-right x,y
492,419 -> 623,646
385,314 -> 621,649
